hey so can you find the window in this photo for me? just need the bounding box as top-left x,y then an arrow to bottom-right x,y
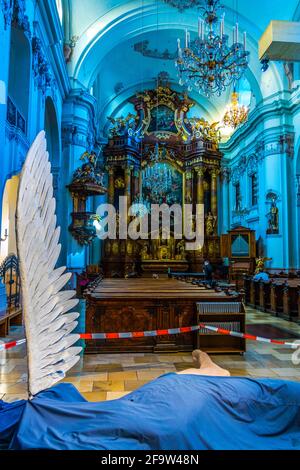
234,183 -> 241,211
250,173 -> 258,206
56,0 -> 63,24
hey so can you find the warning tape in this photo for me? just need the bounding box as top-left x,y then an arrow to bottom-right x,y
0,339 -> 26,352
1,324 -> 299,351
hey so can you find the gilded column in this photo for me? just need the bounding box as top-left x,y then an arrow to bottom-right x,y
108,167 -> 115,205
133,168 -> 140,200
124,165 -> 133,205
185,171 -> 193,204
196,167 -> 205,205
211,169 -> 219,234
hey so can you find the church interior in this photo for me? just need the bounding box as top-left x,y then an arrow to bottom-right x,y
1,0 -> 300,451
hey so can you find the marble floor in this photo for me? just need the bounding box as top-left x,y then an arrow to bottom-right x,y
1,307 -> 300,403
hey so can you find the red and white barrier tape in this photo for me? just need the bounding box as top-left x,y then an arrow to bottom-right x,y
1,324 -> 299,352
0,339 -> 26,352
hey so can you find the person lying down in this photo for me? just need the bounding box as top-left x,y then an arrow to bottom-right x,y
1,350 -> 300,451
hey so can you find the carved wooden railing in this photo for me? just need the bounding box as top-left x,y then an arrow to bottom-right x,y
0,254 -> 21,310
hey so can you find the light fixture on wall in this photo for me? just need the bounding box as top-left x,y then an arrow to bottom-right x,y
175,0 -> 250,97
223,89 -> 248,129
0,229 -> 8,243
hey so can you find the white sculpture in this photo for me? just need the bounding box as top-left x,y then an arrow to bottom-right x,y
16,131 -> 82,398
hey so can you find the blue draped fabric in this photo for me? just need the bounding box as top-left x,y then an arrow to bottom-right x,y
1,374 -> 300,450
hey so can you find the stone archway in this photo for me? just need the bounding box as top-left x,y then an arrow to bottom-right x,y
0,175 -> 20,262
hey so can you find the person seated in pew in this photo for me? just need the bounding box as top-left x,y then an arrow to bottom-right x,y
203,260 -> 213,283
253,270 -> 270,281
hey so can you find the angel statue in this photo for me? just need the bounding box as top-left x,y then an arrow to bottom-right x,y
255,257 -> 272,275
107,113 -> 138,137
72,150 -> 104,186
205,212 -> 217,237
267,197 -> 279,234
1,132 -> 300,450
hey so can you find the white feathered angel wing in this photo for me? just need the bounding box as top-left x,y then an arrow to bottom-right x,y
16,131 -> 82,398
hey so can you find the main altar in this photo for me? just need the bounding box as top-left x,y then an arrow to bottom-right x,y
103,83 -> 223,277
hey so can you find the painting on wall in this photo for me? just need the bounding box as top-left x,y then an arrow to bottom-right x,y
147,105 -> 177,134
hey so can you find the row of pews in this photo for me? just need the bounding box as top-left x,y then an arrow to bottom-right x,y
244,276 -> 300,322
84,276 -> 246,355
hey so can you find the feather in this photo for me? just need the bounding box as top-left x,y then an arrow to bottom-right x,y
16,131 -> 82,398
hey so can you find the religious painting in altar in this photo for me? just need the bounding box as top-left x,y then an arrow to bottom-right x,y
141,162 -> 183,207
147,105 -> 178,134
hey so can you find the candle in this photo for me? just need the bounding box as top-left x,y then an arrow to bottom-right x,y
233,26 -> 235,44
198,18 -> 201,37
185,29 -> 188,48
201,20 -> 205,40
243,31 -> 247,50
177,39 -> 182,58
187,31 -> 190,46
236,22 -> 239,43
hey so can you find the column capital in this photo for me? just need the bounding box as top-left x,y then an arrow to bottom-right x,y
123,164 -> 134,172
195,167 -> 205,178
106,166 -> 115,176
210,168 -> 220,178
185,170 -> 193,180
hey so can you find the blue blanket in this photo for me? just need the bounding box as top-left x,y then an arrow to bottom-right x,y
1,373 -> 300,450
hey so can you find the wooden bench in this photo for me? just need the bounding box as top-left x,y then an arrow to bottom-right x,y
0,308 -> 22,337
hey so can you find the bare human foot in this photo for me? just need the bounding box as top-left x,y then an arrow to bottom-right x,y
191,349 -> 231,377
192,350 -> 214,369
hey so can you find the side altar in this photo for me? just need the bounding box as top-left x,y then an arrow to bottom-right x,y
103,83 -> 223,277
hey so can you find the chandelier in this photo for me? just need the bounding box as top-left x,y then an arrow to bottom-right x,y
223,90 -> 249,129
175,0 -> 250,97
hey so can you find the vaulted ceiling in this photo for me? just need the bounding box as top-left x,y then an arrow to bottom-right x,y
62,0 -> 300,136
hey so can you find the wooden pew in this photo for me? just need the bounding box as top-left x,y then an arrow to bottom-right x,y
282,282 -> 300,321
0,307 -> 22,337
269,282 -> 284,316
85,278 -> 244,354
258,280 -> 272,312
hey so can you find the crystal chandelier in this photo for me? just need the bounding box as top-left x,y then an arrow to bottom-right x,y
175,0 -> 250,97
223,90 -> 249,129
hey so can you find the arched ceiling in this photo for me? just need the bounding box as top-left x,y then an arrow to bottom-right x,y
63,0 -> 300,136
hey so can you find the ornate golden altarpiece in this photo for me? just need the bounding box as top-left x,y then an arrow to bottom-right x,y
103,85 -> 223,277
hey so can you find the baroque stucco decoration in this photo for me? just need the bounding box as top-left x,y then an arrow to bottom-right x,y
1,0 -> 30,33
134,40 -> 177,60
162,0 -> 204,12
32,33 -> 56,96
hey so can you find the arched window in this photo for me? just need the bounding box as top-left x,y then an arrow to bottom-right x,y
56,0 -> 63,24
7,27 -> 31,136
